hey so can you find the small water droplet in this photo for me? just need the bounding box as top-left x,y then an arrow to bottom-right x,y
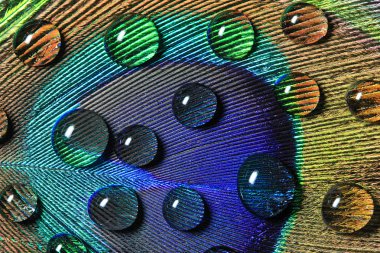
346,81 -> 380,123
237,154 -> 296,218
116,125 -> 158,167
172,83 -> 218,128
104,14 -> 160,67
88,186 -> 140,231
0,184 -> 39,223
208,11 -> 255,60
163,187 -> 205,231
275,72 -> 320,116
13,20 -> 62,66
52,109 -> 110,168
0,111 -> 9,142
281,3 -> 328,45
47,233 -> 88,253
205,246 -> 238,253
322,183 -> 374,233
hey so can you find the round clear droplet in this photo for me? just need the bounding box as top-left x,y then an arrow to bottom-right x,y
88,185 -> 140,231
47,233 -> 88,253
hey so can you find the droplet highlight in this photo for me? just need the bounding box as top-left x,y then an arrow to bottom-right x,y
88,185 -> 140,231
13,19 -> 62,66
208,11 -> 255,60
275,72 -> 320,116
205,246 -> 238,253
52,109 -> 110,168
172,83 -> 218,128
163,187 -> 205,231
0,111 -> 9,142
281,3 -> 328,45
104,13 -> 160,67
346,81 -> 380,123
322,183 -> 374,233
47,233 -> 88,253
116,125 -> 158,167
0,184 -> 39,223
237,154 -> 296,218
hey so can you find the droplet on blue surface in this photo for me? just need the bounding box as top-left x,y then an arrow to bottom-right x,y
13,19 -> 62,66
172,83 -> 218,128
116,125 -> 158,167
205,246 -> 238,253
237,154 -> 296,218
163,187 -> 205,231
104,13 -> 160,67
322,183 -> 374,233
0,183 -> 39,223
207,11 -> 255,60
47,233 -> 88,253
52,109 -> 110,168
88,185 -> 140,231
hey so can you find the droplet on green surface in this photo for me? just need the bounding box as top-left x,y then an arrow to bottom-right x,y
104,13 -> 160,67
207,11 -> 255,61
47,234 -> 88,253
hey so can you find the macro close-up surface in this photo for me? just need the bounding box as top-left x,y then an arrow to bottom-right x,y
0,0 -> 379,252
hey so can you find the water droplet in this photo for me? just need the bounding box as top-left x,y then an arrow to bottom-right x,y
88,186 -> 140,231
346,81 -> 380,123
0,184 -> 39,223
237,154 -> 296,218
208,11 -> 255,60
104,14 -> 160,67
0,111 -> 9,142
322,183 -> 374,233
13,20 -> 62,66
116,125 -> 158,167
163,187 -> 205,231
172,83 -> 218,128
52,109 -> 110,168
275,72 -> 320,116
281,3 -> 328,45
47,233 -> 88,253
205,246 -> 238,253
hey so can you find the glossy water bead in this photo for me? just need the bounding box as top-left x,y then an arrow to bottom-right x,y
281,3 -> 328,45
237,154 -> 296,218
346,81 -> 380,123
88,186 -> 140,231
0,184 -> 39,223
163,187 -> 205,231
13,20 -> 61,66
172,83 -> 218,128
275,72 -> 320,116
52,109 -> 109,168
47,234 -> 88,253
104,14 -> 160,67
116,125 -> 158,167
208,11 -> 255,60
322,183 -> 374,233
205,246 -> 237,253
0,111 -> 9,141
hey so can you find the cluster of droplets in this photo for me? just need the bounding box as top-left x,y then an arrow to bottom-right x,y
0,1 -> 379,252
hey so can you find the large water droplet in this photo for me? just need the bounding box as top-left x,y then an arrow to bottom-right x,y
13,19 -> 62,66
275,72 -> 320,116
88,185 -> 140,231
163,187 -> 205,231
0,183 -> 39,223
208,11 -> 255,60
0,111 -> 9,142
205,246 -> 238,253
237,154 -> 296,218
52,109 -> 110,168
322,183 -> 374,233
116,125 -> 158,167
47,233 -> 88,253
346,81 -> 380,123
172,83 -> 218,128
281,3 -> 328,45
104,13 -> 160,67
